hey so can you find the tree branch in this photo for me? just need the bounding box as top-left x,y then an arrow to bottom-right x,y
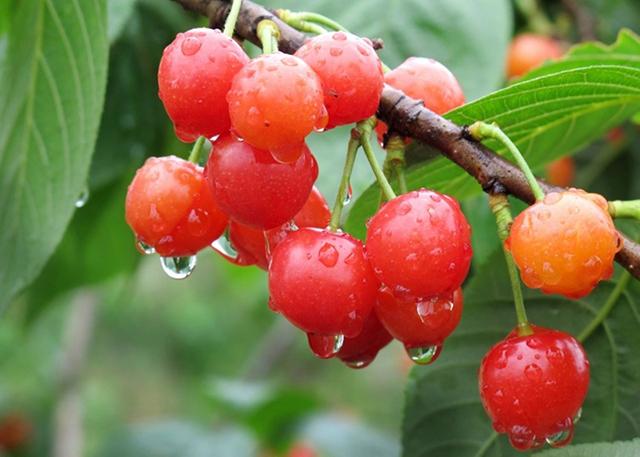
171,0 -> 640,280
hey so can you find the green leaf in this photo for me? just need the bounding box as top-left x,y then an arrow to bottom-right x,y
402,250 -> 640,457
536,439 -> 640,457
263,0 -> 512,100
107,0 -> 136,43
344,30 -> 640,238
0,0 -> 108,308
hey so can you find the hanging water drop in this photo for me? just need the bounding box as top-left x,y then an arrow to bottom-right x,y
75,186 -> 89,208
573,408 -> 582,424
307,333 -> 344,358
160,255 -> 197,279
135,239 -> 155,255
211,230 -> 239,262
343,355 -> 374,369
545,425 -> 574,448
343,184 -> 353,205
406,344 -> 440,365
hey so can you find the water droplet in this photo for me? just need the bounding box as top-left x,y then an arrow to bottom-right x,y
344,251 -> 357,265
537,209 -> 551,221
181,36 -> 202,56
405,253 -> 418,262
397,201 -> 412,215
160,255 -> 197,279
314,105 -> 329,132
546,346 -> 565,362
281,56 -> 298,66
332,32 -> 347,41
318,243 -> 339,267
545,424 -> 574,448
266,64 -> 278,72
508,426 -> 535,451
543,192 -> 563,205
568,206 -> 580,215
75,186 -> 89,208
211,230 -> 240,262
329,47 -> 343,57
573,407 -> 582,424
247,106 -> 262,126
356,44 -> 370,56
524,363 -> 543,382
343,355 -> 374,369
135,239 -> 155,255
208,54 -> 216,63
307,333 -> 344,358
406,344 -> 441,365
343,185 -> 353,205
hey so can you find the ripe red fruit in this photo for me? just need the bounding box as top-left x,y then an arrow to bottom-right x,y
0,412 -> 31,451
479,326 -> 589,451
377,57 -> 465,142
506,33 -> 563,79
376,287 -> 463,364
158,28 -> 249,142
227,53 -> 327,163
365,189 -> 472,298
269,228 -> 378,338
506,190 -> 621,298
206,134 -> 318,229
287,443 -> 317,457
546,157 -> 575,188
336,311 -> 392,368
227,187 -> 331,269
294,31 -> 383,128
125,156 -> 228,257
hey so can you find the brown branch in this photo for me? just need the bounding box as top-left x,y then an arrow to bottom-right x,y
171,0 -> 640,280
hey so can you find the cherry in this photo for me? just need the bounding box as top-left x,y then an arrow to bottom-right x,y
206,134 -> 318,229
227,52 -> 327,163
0,412 -> 31,451
335,311 -> 392,368
268,228 -> 378,338
227,186 -> 331,269
546,157 -> 575,188
158,28 -> 249,142
506,190 -> 620,298
294,31 -> 384,129
506,33 -> 563,79
365,189 -> 472,298
479,325 -> 589,451
125,156 -> 228,257
376,287 -> 462,364
287,443 -> 317,457
376,57 -> 465,142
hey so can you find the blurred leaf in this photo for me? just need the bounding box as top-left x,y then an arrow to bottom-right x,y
536,439 -> 640,457
461,195 -> 500,269
107,0 -> 137,42
98,421 -> 258,457
0,0 -> 109,309
344,30 -> 640,238
402,250 -> 640,457
91,0 -> 192,188
299,414 -> 400,457
581,0 -> 640,42
265,0 -> 511,101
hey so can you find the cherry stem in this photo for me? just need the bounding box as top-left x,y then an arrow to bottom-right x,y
276,10 -> 327,35
188,136 -> 206,164
360,118 -> 396,201
577,270 -> 631,342
286,11 -> 347,32
257,19 -> 280,54
329,135 -> 360,231
386,134 -> 408,194
608,200 -> 640,220
223,0 -> 243,38
489,194 -> 533,336
469,121 -> 545,202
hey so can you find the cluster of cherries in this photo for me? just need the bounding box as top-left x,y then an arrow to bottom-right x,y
124,19 -> 622,452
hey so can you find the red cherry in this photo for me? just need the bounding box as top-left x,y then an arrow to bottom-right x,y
376,57 -> 465,142
158,28 -> 249,142
479,325 -> 589,451
376,287 -> 462,363
268,228 -> 378,338
227,186 -> 331,269
365,189 -> 472,298
287,443 -> 317,457
206,134 -> 318,229
336,311 -> 392,368
294,31 -> 383,128
546,157 -> 575,188
125,156 -> 228,256
227,53 -> 327,162
506,34 -> 563,79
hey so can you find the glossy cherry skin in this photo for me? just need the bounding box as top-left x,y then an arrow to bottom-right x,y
479,325 -> 589,451
295,31 -> 383,128
206,134 -> 318,229
227,53 -> 327,163
336,311 -> 392,369
228,186 -> 331,269
376,286 -> 462,350
268,228 -> 378,338
506,34 -> 563,79
365,189 -> 472,298
158,28 -> 249,142
506,190 -> 621,299
125,156 -> 228,256
546,157 -> 575,188
377,57 -> 465,142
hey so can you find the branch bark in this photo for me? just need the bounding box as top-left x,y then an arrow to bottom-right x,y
171,0 -> 640,280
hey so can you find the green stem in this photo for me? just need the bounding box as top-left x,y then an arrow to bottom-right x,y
223,0 -> 243,38
257,20 -> 279,54
276,10 -> 327,34
489,194 -> 533,336
470,122 -> 545,202
394,163 -> 408,194
608,200 -> 640,220
386,134 -> 408,194
291,11 -> 347,31
359,118 -> 396,201
515,0 -> 554,35
329,135 -> 359,231
577,271 -> 631,342
188,136 -> 206,164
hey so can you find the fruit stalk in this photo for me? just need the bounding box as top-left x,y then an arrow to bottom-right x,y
329,134 -> 360,231
223,0 -> 243,38
188,136 -> 206,164
359,118 -> 396,201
